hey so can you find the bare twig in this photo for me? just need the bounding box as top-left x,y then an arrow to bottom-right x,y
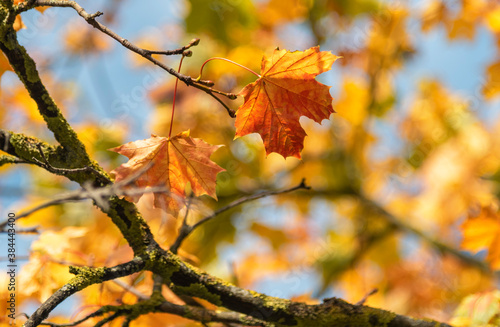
0,226 -> 39,233
33,144 -> 110,183
143,38 -> 200,56
37,300 -> 269,327
170,179 -> 310,254
355,288 -> 378,306
0,255 -> 30,261
170,194 -> 194,255
0,163 -> 167,231
93,312 -> 121,327
37,308 -> 107,327
112,279 -> 148,301
203,92 -> 236,117
23,0 -> 238,117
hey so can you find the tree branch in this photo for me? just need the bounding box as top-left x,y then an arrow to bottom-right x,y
0,154 -> 29,166
24,258 -> 146,327
0,25 -> 100,171
0,182 -> 168,231
170,179 -> 311,254
358,194 -> 494,274
0,127 -> 160,256
24,0 -> 238,117
38,299 -> 270,327
301,186 -> 493,275
0,129 -> 108,184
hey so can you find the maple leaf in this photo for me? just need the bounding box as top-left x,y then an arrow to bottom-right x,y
109,131 -> 224,215
235,46 -> 338,159
461,204 -> 500,270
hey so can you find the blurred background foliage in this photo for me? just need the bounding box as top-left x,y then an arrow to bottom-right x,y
2,0 -> 500,326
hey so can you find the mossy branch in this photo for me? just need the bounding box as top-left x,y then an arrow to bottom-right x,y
0,129 -> 110,186
0,27 -> 91,161
143,247 -> 451,327
35,297 -> 270,327
24,258 -> 146,327
0,153 -> 28,166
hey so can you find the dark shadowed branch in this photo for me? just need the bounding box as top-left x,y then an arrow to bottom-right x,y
358,193 -> 494,274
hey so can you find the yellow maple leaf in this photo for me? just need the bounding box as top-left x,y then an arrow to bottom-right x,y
461,204 -> 500,270
483,61 -> 500,99
485,6 -> 500,32
31,226 -> 87,260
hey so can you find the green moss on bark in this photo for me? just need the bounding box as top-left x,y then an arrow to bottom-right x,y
68,266 -> 108,289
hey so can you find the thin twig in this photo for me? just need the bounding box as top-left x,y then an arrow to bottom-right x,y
355,288 -> 378,306
112,279 -> 148,301
170,179 -> 310,253
144,38 -> 200,56
358,194 -> 494,274
0,163 -> 167,231
0,255 -> 30,261
38,308 -> 106,327
25,0 -> 238,117
33,144 -> 110,184
170,194 -> 194,255
203,92 -> 236,118
0,226 -> 39,233
94,312 -> 122,327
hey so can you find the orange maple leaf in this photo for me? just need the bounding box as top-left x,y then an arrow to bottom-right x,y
235,46 -> 339,159
109,131 -> 224,215
461,204 -> 500,270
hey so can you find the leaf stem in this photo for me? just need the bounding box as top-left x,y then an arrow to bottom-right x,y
197,57 -> 261,81
169,55 -> 186,138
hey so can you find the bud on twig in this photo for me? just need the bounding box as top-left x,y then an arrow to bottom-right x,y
190,38 -> 200,46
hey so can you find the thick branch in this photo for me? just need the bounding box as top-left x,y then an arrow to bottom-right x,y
24,258 -> 146,327
0,129 -> 111,186
0,26 -> 96,166
148,248 -> 451,327
0,128 -> 157,256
